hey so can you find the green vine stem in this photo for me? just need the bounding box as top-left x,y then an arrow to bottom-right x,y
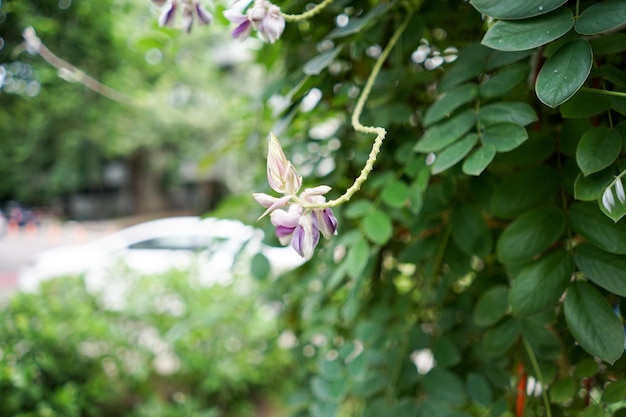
302,9 -> 414,209
282,0 -> 334,22
522,337 -> 553,417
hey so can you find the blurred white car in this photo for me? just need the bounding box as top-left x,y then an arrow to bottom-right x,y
19,217 -> 304,296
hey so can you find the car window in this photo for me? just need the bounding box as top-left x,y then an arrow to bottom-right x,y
128,235 -> 213,251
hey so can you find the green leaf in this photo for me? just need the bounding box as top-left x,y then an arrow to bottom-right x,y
310,376 -> 346,402
535,39 -> 593,108
581,404 -> 606,417
451,202 -> 492,257
439,44 -> 491,92
432,134 -> 479,174
591,33 -> 626,56
344,200 -> 374,219
423,369 -> 467,405
470,0 -> 567,19
462,144 -> 496,176
362,210 -> 393,245
482,318 -> 521,355
576,127 -> 622,176
303,46 -> 343,75
345,240 -> 369,280
486,50 -> 534,71
479,102 -> 538,127
599,183 -> 626,223
564,281 -> 625,364
423,84 -> 479,127
602,380 -> 626,403
415,109 -> 475,153
550,378 -> 577,403
575,0 -> 626,35
574,169 -> 614,201
522,318 -> 563,360
381,180 -> 410,208
473,285 -> 509,327
492,165 -> 559,219
482,7 -> 574,51
327,3 -> 392,38
569,202 -> 626,255
575,243 -> 626,297
466,373 -> 493,406
497,206 -> 566,264
482,122 -> 529,152
509,249 -> 574,316
433,336 -> 462,368
560,90 -> 613,118
480,66 -> 527,99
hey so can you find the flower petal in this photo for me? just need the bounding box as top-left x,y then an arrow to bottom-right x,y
291,215 -> 320,260
315,208 -> 338,239
158,1 -> 178,27
602,187 -> 615,212
195,2 -> 213,25
270,207 -> 300,228
615,178 -> 626,204
302,185 -> 331,197
258,4 -> 285,43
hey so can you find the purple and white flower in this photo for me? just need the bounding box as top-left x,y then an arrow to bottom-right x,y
224,0 -> 285,43
254,134 -> 338,260
156,0 -> 213,33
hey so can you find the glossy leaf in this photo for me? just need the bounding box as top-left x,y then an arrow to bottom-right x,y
473,285 -> 509,327
432,134 -> 478,174
574,169 -> 614,201
362,210 -> 393,245
470,0 -> 567,19
482,318 -> 521,355
509,249 -> 574,316
575,0 -> 626,35
492,165 -> 559,218
439,44 -> 491,92
497,206 -> 566,264
482,7 -> 574,51
569,202 -> 626,255
575,243 -> 626,297
462,144 -> 496,176
423,84 -> 479,127
478,101 -> 538,127
564,281 -> 625,364
535,39 -> 593,108
576,127 -> 622,176
481,122 -> 529,152
415,109 -> 475,153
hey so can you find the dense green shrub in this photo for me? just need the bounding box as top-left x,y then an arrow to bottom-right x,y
0,272 -> 293,417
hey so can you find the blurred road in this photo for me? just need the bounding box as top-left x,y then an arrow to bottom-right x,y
0,221 -> 117,296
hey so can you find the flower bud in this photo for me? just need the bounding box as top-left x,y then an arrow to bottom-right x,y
258,4 -> 285,43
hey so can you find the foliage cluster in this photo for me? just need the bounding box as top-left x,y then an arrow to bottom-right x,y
0,272 -> 293,417
240,0 -> 626,416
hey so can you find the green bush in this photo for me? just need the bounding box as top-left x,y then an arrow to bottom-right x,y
0,272 -> 294,417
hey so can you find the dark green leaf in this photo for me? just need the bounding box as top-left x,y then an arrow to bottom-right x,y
482,122 -> 529,152
423,84 -> 479,127
415,109 -> 475,153
575,0 -> 626,35
303,46 -> 343,75
576,127 -> 622,176
550,378 -> 577,403
522,319 -> 563,360
581,404 -> 605,417
560,90 -> 612,118
362,210 -> 393,245
574,169 -> 614,201
509,249 -> 574,316
470,0 -> 567,19
423,369 -> 467,405
482,318 -> 521,355
492,165 -> 559,218
564,281 -> 625,364
480,66 -> 527,98
482,8 -> 574,51
462,144 -> 496,176
345,240 -> 369,280
439,44 -> 491,92
569,202 -> 626,255
575,243 -> 626,297
452,202 -> 492,257
474,285 -> 509,327
466,373 -> 493,406
433,336 -> 462,368
381,180 -> 410,208
432,134 -> 479,174
485,50 -> 534,71
497,206 -> 566,264
310,376 -> 346,402
479,102 -> 538,127
535,39 -> 593,108
602,380 -> 626,403
327,3 -> 392,38
591,33 -> 626,55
